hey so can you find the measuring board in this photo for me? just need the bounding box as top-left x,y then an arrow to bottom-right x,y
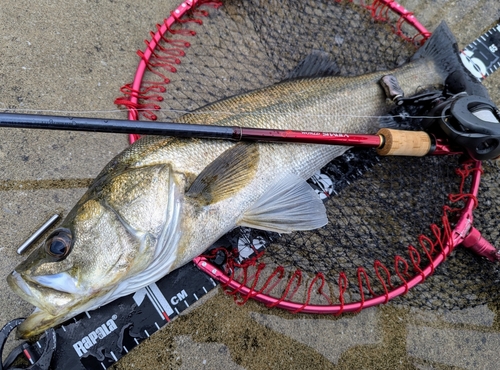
461,22 -> 500,80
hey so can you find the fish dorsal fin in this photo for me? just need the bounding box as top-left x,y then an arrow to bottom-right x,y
186,143 -> 260,205
287,50 -> 340,79
238,173 -> 328,233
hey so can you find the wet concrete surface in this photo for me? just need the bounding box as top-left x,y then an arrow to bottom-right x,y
1,0 -> 500,369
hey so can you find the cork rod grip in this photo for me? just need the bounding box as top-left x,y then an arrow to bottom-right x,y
376,128 -> 432,157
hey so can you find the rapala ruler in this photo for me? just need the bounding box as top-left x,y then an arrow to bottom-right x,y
460,22 -> 500,80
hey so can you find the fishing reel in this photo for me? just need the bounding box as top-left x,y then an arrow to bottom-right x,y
423,93 -> 500,161
381,72 -> 500,161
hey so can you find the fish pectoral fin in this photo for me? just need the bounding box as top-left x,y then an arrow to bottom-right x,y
186,143 -> 259,205
238,173 -> 328,233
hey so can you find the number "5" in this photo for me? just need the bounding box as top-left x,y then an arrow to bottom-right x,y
460,49 -> 487,79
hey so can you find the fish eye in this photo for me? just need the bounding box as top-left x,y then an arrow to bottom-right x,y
45,228 -> 73,259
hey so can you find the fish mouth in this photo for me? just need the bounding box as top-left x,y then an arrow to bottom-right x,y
15,307 -> 75,339
7,270 -> 77,316
7,270 -> 86,338
7,271 -> 34,301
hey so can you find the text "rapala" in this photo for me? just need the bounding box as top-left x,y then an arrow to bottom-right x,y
72,315 -> 118,357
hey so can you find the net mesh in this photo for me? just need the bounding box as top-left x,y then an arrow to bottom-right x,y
117,0 -> 418,122
248,155 -> 458,301
115,0 -> 500,311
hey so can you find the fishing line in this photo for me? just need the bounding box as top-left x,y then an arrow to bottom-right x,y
0,106 -> 451,122
0,107 -> 128,115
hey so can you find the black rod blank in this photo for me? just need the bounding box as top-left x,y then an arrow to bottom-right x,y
0,112 -> 238,139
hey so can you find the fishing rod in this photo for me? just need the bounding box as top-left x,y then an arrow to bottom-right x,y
0,111 -> 384,144
0,110 -> 473,159
2,90 -> 500,161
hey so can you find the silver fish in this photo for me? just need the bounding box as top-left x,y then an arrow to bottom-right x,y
8,22 -> 465,338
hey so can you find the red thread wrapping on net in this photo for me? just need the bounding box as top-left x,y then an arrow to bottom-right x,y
373,260 -> 393,304
394,256 -> 410,294
357,267 -> 375,311
114,0 -> 222,127
363,0 -> 431,45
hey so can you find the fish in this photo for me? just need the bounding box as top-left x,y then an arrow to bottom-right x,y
7,22 -> 479,338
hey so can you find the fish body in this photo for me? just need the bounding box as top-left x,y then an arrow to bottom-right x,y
8,22 -> 470,337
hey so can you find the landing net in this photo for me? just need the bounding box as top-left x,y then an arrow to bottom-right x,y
115,0 -> 500,312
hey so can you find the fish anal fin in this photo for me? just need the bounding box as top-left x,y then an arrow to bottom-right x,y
238,173 -> 328,233
187,143 -> 259,205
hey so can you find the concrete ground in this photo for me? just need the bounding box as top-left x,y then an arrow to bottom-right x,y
1,0 -> 500,369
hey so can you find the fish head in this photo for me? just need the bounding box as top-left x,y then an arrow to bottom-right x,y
8,164 -> 173,338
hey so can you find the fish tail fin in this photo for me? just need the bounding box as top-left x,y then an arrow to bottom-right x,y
412,21 -> 489,98
411,21 -> 460,74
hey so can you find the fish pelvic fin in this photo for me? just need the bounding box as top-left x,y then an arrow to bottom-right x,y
412,21 -> 489,98
186,143 -> 260,205
237,173 -> 328,233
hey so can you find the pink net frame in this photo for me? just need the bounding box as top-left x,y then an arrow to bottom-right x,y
115,0 -> 496,314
